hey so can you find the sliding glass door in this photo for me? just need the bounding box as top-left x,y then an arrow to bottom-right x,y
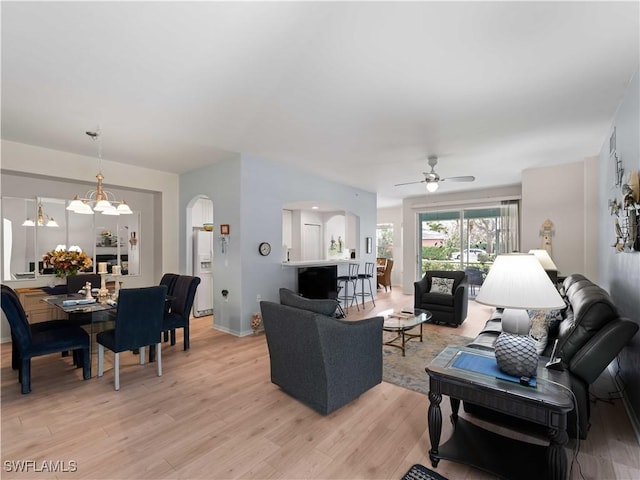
417,201 -> 519,278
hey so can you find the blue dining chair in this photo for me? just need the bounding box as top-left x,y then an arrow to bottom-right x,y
163,275 -> 200,350
1,284 -> 91,394
149,275 -> 200,363
159,273 -> 180,341
97,285 -> 167,390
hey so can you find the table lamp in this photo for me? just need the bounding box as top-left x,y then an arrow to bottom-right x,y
528,249 -> 558,284
475,253 -> 565,378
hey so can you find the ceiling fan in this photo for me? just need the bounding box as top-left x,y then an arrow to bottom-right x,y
395,155 -> 475,192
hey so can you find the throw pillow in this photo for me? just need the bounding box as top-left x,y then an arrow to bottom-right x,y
528,308 -> 564,339
529,312 -> 550,354
430,277 -> 455,295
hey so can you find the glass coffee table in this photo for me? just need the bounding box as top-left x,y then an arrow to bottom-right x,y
383,309 -> 432,356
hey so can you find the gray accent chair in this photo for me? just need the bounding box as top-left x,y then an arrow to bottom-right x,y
414,270 -> 469,327
279,287 -> 338,317
260,299 -> 383,414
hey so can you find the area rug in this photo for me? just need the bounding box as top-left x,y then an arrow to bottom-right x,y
383,328 -> 472,396
401,463 -> 448,480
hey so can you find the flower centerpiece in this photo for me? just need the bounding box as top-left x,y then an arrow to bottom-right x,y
42,245 -> 92,278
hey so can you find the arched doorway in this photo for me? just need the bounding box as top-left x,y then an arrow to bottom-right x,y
186,195 -> 213,317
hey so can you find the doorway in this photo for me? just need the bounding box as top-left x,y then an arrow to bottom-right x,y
186,195 -> 214,317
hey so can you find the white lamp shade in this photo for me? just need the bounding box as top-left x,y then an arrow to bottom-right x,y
426,181 -> 439,192
475,253 -> 564,310
528,249 -> 558,270
46,218 -> 59,227
116,201 -> 133,214
22,218 -> 35,226
76,202 -> 94,214
67,196 -> 85,212
93,199 -> 112,211
101,206 -> 120,216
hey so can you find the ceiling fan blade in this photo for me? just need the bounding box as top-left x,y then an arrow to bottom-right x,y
441,175 -> 475,182
394,180 -> 426,186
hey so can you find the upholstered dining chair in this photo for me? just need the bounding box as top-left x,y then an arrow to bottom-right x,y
1,284 -> 91,394
159,273 -> 180,340
149,275 -> 200,362
97,285 -> 167,390
66,273 -> 101,294
2,285 -> 80,371
162,275 -> 200,348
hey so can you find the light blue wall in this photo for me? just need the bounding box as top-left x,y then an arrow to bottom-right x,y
180,155 -> 377,336
598,68 -> 640,423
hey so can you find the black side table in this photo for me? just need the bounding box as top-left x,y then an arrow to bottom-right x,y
426,346 -> 573,480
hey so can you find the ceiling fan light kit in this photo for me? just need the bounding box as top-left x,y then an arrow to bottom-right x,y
395,155 -> 475,192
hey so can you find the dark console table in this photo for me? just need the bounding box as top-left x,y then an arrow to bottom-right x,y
426,346 -> 573,480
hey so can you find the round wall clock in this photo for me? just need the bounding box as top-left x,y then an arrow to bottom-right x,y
259,242 -> 271,256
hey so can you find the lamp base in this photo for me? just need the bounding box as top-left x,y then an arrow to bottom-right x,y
494,332 -> 538,378
501,308 -> 532,334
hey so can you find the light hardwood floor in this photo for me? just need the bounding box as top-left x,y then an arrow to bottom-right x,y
1,289 -> 638,479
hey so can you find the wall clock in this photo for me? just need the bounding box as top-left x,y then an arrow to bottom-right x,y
259,242 -> 271,256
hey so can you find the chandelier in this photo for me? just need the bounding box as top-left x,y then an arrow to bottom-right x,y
22,203 -> 59,227
66,129 -> 133,216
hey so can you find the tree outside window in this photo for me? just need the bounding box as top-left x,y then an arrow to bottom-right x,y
376,224 -> 393,258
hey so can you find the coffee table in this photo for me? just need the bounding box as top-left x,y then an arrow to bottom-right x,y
426,345 -> 573,480
383,309 -> 432,356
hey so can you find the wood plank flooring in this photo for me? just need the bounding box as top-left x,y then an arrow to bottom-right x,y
1,289 -> 638,479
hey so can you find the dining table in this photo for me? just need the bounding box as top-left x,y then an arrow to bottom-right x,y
43,293 -> 117,376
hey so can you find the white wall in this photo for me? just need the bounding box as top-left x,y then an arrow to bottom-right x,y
521,158 -> 599,279
597,68 -> 640,424
180,155 -> 378,336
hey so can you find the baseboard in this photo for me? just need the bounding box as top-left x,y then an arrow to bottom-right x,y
212,324 -> 255,337
609,363 -> 640,445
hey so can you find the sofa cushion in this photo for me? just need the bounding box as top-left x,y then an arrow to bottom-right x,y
279,288 -> 338,317
556,283 -> 619,363
430,277 -> 454,295
418,292 -> 455,307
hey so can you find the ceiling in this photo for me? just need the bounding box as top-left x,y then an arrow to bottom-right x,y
2,2 -> 638,208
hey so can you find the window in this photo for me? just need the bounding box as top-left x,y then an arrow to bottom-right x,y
376,223 -> 393,258
417,201 -> 519,276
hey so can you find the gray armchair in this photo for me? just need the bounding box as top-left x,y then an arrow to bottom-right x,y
260,300 -> 383,414
414,270 -> 468,326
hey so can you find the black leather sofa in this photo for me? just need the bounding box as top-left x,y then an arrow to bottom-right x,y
467,273 -> 638,439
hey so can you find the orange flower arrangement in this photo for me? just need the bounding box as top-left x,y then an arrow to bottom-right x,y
42,245 -> 92,278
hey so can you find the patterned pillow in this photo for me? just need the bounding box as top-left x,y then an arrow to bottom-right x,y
529,312 -> 550,354
430,277 -> 455,295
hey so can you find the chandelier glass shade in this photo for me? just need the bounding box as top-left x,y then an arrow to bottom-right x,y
67,129 -> 133,216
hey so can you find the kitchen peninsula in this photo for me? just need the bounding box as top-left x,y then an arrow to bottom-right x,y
282,259 -> 360,300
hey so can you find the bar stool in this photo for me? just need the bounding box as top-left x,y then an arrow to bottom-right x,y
337,263 -> 360,313
356,262 -> 376,307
